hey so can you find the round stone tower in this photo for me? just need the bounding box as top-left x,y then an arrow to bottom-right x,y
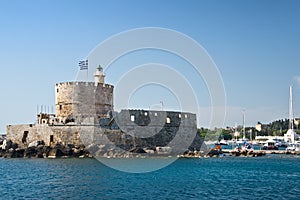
55,68 -> 114,123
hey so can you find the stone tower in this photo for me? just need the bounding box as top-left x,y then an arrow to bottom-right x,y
55,68 -> 114,123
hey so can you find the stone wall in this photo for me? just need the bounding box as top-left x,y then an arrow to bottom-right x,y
55,82 -> 114,122
6,110 -> 203,155
6,124 -> 91,148
6,124 -> 54,148
109,110 -> 199,153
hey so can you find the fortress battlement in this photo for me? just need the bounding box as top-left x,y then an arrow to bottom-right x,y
55,82 -> 114,89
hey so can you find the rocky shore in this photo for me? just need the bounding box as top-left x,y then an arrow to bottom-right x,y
180,148 -> 266,158
2,139 -> 298,159
179,148 -> 300,158
0,140 -> 91,158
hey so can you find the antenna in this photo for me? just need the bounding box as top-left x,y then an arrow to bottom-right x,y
160,101 -> 164,111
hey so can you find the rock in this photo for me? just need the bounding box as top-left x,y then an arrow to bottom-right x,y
42,146 -> 51,157
14,148 -> 25,158
36,153 -> 44,158
24,147 -> 37,158
1,140 -> 6,150
48,149 -> 56,158
231,151 -> 241,157
241,150 -> 248,156
48,148 -> 64,158
130,147 -> 146,154
207,149 -> 222,157
86,144 -> 99,154
63,147 -> 72,156
67,144 -> 75,149
5,140 -> 13,150
256,152 -> 264,157
4,148 -> 15,158
11,143 -> 18,150
72,148 -> 85,157
28,141 -> 39,148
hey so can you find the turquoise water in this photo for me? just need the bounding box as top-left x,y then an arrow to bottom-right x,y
1,156 -> 300,199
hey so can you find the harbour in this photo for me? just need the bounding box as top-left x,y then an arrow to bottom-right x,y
1,1 -> 300,199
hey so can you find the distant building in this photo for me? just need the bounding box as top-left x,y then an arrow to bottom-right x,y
255,124 -> 262,132
284,129 -> 299,143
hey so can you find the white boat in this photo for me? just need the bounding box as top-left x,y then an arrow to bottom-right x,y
215,139 -> 229,146
297,142 -> 300,151
262,139 -> 278,150
286,142 -> 300,152
274,138 -> 288,148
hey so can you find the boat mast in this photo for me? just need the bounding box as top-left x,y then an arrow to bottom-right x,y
289,85 -> 294,130
243,110 -> 246,140
235,122 -> 238,141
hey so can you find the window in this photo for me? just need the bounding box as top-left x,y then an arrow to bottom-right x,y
130,115 -> 135,122
59,105 -> 62,110
154,113 -> 157,116
57,88 -> 59,93
22,131 -> 28,143
166,117 -> 171,124
144,112 -> 148,116
178,114 -> 181,118
185,114 -> 188,118
50,135 -> 54,143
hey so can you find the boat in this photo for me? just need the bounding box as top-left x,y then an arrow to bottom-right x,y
274,138 -> 288,148
262,139 -> 278,150
215,139 -> 228,146
286,141 -> 300,152
296,142 -> 300,152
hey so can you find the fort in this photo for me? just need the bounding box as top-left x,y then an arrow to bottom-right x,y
3,66 -> 204,158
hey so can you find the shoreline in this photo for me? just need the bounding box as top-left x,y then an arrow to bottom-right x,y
2,139 -> 300,159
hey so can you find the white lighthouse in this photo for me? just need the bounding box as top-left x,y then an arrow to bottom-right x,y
94,65 -> 105,85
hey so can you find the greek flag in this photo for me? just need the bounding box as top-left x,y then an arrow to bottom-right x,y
79,60 -> 88,70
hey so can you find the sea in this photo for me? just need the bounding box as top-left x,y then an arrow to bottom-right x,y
1,155 -> 300,199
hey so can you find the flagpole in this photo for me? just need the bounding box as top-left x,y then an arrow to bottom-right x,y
87,60 -> 89,81
87,67 -> 88,81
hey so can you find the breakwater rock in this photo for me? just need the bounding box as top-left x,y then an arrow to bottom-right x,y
178,149 -> 268,158
0,139 -> 207,159
215,149 -> 266,157
0,140 -> 91,158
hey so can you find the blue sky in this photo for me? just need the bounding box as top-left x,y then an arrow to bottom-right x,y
0,0 -> 300,133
